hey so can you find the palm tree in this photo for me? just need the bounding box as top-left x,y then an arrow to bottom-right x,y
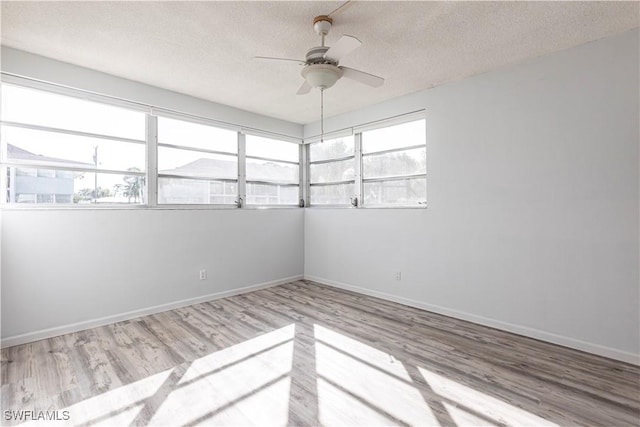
122,167 -> 145,203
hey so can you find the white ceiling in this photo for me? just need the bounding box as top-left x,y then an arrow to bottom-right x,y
1,1 -> 638,124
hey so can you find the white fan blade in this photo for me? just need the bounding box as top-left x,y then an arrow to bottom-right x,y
328,0 -> 353,18
297,81 -> 312,95
340,66 -> 384,87
253,56 -> 306,65
324,35 -> 361,63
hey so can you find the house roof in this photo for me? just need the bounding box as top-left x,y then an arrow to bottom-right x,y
8,143 -> 93,168
162,157 -> 296,183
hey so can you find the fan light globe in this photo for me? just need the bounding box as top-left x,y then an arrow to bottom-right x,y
301,64 -> 343,90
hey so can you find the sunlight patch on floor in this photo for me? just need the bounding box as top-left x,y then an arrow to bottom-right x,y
21,368 -> 173,426
419,367 -> 559,427
80,403 -> 144,426
442,401 -> 496,426
33,324 -> 297,426
148,324 -> 295,425
67,368 -> 172,424
314,324 -> 413,382
187,376 -> 292,426
317,377 -> 402,426
315,324 -> 440,426
178,323 -> 296,385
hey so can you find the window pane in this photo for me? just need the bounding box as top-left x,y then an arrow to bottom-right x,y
309,136 -> 354,162
1,85 -> 145,140
157,117 -> 237,153
158,147 -> 237,179
310,159 -> 355,183
158,177 -> 237,204
3,126 -> 145,172
246,159 -> 298,183
310,183 -> 354,205
362,120 -> 425,154
246,135 -> 299,162
246,183 -> 298,205
363,147 -> 426,180
363,178 -> 426,206
6,167 -> 145,204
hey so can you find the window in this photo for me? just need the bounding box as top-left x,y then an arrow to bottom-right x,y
361,119 -> 426,206
1,79 -> 423,209
1,84 -> 146,204
309,136 -> 355,205
157,116 -> 238,205
307,116 -> 426,208
245,135 -> 300,205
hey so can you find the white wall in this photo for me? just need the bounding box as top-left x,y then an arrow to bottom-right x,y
0,48 -> 305,345
2,209 -> 304,343
304,29 -> 639,364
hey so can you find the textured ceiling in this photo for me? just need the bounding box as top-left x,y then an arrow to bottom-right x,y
1,1 -> 638,124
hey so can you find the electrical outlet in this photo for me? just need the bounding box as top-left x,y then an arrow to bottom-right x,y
395,271 -> 402,281
199,269 -> 207,280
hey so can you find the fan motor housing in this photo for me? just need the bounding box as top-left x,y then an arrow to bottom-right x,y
313,15 -> 333,36
305,46 -> 335,65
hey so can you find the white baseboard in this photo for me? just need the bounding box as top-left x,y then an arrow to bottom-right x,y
1,275 -> 303,348
304,275 -> 640,366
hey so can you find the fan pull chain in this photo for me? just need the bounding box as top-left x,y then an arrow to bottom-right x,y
320,88 -> 324,143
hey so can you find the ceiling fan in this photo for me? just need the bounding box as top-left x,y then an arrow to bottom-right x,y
254,1 -> 384,140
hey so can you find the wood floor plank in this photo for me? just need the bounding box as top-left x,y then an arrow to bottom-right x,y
1,280 -> 638,426
282,282 -> 640,425
290,281 -> 640,401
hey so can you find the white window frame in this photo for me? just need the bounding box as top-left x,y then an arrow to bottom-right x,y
305,111 -> 427,209
0,75 -> 423,210
359,115 -> 427,208
155,112 -> 240,207
307,133 -> 358,207
0,76 -> 149,207
0,75 -> 303,210
243,132 -> 302,207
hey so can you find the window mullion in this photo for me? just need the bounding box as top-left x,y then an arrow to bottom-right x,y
354,132 -> 363,208
0,127 -> 6,204
146,114 -> 158,207
1,166 -> 8,204
300,143 -> 308,207
238,132 -> 246,208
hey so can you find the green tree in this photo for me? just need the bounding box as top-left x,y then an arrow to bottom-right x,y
122,167 -> 144,203
73,187 -> 111,203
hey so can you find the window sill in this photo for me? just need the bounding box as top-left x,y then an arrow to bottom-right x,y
0,204 -> 302,211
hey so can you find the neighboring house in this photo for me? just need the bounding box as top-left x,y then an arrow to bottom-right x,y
159,157 -> 298,204
6,144 -> 91,203
159,158 -> 238,204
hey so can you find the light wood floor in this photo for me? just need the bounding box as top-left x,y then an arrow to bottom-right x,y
2,280 -> 639,426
